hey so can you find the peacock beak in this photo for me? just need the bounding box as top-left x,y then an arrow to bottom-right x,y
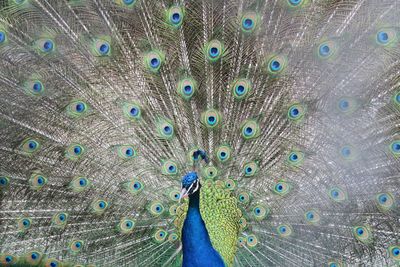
179,188 -> 188,203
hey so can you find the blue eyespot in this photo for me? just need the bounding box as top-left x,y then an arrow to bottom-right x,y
183,85 -> 193,95
244,127 -> 253,136
329,264 -> 337,267
279,226 -> 286,233
156,205 -> 161,212
133,182 -> 141,190
0,177 -> 8,186
22,219 -> 30,227
270,60 -> 281,71
339,99 -> 349,111
378,194 -> 387,204
220,151 -> 227,159
306,211 -> 314,220
245,167 -> 252,174
0,31 -> 6,44
242,18 -> 254,30
395,92 -> 400,104
73,146 -> 82,155
59,214 -> 66,221
125,148 -> 134,157
289,152 -> 298,162
33,82 -> 42,92
275,183 -> 283,192
98,201 -> 106,209
168,165 -> 176,172
235,85 -> 245,95
79,178 -> 87,187
37,176 -> 44,185
50,261 -> 58,267
289,107 -> 299,117
377,31 -> 389,44
99,43 -> 110,55
255,208 -> 261,214
75,102 -> 86,113
391,142 -> 400,152
393,247 -> 400,256
163,126 -> 172,134
126,221 -> 133,228
43,40 -> 54,52
150,58 -> 160,68
341,146 -> 351,158
28,141 -> 37,150
207,116 -> 216,125
331,190 -> 339,198
31,252 -> 39,260
209,47 -> 220,58
319,44 -> 330,57
289,0 -> 302,5
5,256 -> 12,262
171,13 -> 181,24
123,0 -> 135,4
356,227 -> 364,236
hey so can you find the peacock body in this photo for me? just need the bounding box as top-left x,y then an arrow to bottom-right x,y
0,0 -> 400,266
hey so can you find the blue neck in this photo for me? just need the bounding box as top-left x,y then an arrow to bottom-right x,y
182,188 -> 225,267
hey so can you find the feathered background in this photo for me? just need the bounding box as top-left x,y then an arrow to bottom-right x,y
0,0 -> 399,266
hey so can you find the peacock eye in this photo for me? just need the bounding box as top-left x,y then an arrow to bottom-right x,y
390,140 -> 400,156
305,210 -> 320,224
153,229 -> 168,243
91,199 -> 109,215
287,103 -> 305,121
266,54 -> 287,76
270,60 -> 281,71
0,176 -> 9,187
0,30 -> 6,44
242,18 -> 253,30
353,225 -> 372,243
156,118 -> 174,139
375,192 -> 394,212
252,205 -> 268,221
66,143 -> 85,160
20,138 -> 40,154
167,6 -> 184,28
206,40 -> 224,62
36,38 -> 55,53
201,109 -> 221,128
162,160 -> 178,175
273,180 -> 292,196
288,0 -> 302,6
66,100 -> 89,118
376,29 -> 395,46
144,50 -> 165,72
243,161 -> 259,177
92,38 -> 111,56
277,224 -> 293,237
240,119 -> 260,140
149,201 -> 165,216
117,145 -> 137,159
340,145 -> 356,160
52,212 -> 68,228
287,150 -> 304,166
389,246 -> 400,260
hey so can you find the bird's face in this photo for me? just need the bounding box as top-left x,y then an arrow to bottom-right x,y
180,171 -> 200,201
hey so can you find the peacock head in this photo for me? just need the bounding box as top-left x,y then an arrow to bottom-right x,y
179,171 -> 200,201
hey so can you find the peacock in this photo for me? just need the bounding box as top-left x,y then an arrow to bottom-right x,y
0,0 -> 400,266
